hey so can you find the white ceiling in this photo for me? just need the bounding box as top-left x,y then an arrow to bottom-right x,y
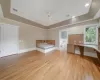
11,0 -> 92,26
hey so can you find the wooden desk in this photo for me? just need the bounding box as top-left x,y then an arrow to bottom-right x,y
67,44 -> 100,62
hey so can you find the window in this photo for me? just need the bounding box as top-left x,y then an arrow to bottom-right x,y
84,24 -> 98,45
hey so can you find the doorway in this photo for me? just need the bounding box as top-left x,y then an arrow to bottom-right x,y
59,29 -> 68,51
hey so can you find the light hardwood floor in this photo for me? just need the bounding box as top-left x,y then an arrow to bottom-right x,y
0,50 -> 100,80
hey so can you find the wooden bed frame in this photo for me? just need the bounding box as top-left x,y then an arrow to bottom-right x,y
36,40 -> 55,47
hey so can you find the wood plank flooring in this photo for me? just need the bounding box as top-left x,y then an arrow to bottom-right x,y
0,50 -> 100,80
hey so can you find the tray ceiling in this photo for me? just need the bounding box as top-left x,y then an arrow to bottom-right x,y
0,0 -> 100,29
11,0 -> 92,26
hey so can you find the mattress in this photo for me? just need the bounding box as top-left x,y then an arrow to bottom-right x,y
37,43 -> 54,49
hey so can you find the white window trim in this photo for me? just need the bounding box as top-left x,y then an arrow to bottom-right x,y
84,24 -> 98,45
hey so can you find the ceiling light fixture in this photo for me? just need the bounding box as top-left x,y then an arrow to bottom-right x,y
46,12 -> 51,18
72,16 -> 75,18
85,3 -> 89,7
46,11 -> 52,21
13,8 -> 18,12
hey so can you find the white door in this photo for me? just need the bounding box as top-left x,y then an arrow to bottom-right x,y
59,30 -> 68,51
0,24 -> 19,57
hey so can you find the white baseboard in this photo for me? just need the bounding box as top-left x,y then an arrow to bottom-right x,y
0,48 -> 36,58
0,52 -> 18,58
19,47 -> 36,54
36,47 -> 56,54
19,47 -> 59,54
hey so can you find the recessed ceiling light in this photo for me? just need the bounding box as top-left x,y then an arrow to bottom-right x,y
13,8 -> 18,12
72,16 -> 75,18
85,3 -> 89,7
66,14 -> 70,17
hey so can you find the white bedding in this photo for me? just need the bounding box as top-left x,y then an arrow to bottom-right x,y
38,43 -> 54,49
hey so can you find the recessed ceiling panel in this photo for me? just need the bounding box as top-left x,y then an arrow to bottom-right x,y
11,0 -> 92,26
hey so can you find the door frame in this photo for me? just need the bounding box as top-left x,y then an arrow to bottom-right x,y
59,29 -> 68,49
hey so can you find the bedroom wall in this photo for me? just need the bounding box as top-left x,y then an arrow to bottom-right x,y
47,19 -> 99,47
0,18 -> 47,53
0,4 -> 3,18
99,18 -> 100,25
0,17 -> 99,57
47,19 -> 99,57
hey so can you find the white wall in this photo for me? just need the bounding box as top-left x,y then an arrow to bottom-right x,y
0,4 -> 3,18
47,25 -> 85,47
0,17 -> 99,57
99,18 -> 100,26
19,25 -> 47,51
47,20 -> 98,47
47,19 -> 99,57
0,18 -> 47,53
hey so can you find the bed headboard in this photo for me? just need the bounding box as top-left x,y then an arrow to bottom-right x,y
36,40 -> 55,47
46,40 -> 55,45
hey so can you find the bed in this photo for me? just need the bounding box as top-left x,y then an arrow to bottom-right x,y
36,40 -> 56,53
